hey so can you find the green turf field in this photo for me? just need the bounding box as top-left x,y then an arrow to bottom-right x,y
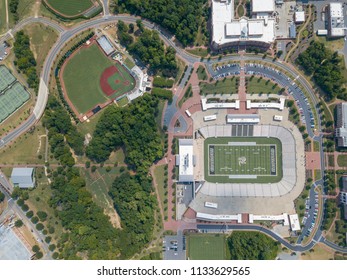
204,137 -> 282,183
188,234 -> 226,260
45,0 -> 94,17
63,44 -> 135,114
106,64 -> 135,95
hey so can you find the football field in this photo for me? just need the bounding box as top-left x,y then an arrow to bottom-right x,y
204,137 -> 282,183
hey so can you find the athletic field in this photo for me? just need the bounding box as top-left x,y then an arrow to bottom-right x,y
0,66 -> 16,92
187,234 -> 227,260
62,43 -> 135,114
45,0 -> 94,17
204,137 -> 282,183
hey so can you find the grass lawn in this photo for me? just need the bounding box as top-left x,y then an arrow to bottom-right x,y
337,155 -> 347,167
26,167 -> 65,245
200,77 -> 239,96
77,110 -> 103,136
196,65 -> 207,81
328,155 -> 335,167
246,77 -> 282,94
313,141 -> 320,152
22,23 -> 58,71
300,243 -> 334,260
320,99 -> 333,123
187,234 -> 227,260
63,43 -> 113,114
153,164 -> 168,220
82,166 -> 124,228
45,0 -> 94,17
204,137 -> 282,183
175,57 -> 187,83
0,124 -> 46,165
314,169 -> 322,181
237,5 -> 245,16
124,57 -> 135,69
315,36 -> 344,53
0,0 -> 7,34
116,96 -> 128,107
186,48 -> 209,57
178,84 -> 192,108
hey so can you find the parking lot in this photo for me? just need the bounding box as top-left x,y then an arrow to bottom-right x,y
163,231 -> 186,260
244,63 -> 315,136
0,41 -> 9,61
213,63 -> 240,80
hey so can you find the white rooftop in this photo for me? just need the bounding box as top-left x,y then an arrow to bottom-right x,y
252,0 -> 274,13
295,11 -> 305,23
178,139 -> 194,182
212,0 -> 275,46
289,214 -> 301,231
330,2 -> 343,17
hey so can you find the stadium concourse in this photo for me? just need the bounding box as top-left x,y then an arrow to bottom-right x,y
183,107 -> 306,216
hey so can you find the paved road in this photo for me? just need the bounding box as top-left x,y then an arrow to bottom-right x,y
0,171 -> 51,259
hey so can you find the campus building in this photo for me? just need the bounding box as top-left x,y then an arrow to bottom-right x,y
176,139 -> 195,182
340,176 -> 347,220
211,0 -> 276,50
327,3 -> 346,38
335,103 -> 347,147
10,168 -> 35,189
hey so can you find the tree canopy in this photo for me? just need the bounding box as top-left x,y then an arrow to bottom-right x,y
227,232 -> 279,260
13,31 -> 39,92
296,41 -> 346,100
114,0 -> 207,46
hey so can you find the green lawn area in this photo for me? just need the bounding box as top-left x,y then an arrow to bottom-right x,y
63,44 -> 113,114
196,65 -> 207,81
237,5 -> 245,16
246,77 -> 282,94
116,96 -> 128,107
337,155 -> 347,167
187,234 -> 227,260
178,84 -> 192,108
0,0 -> 7,34
186,48 -> 209,57
22,23 -> 58,71
328,155 -> 335,167
124,57 -> 135,69
0,124 -> 46,165
26,167 -> 65,245
314,169 -> 322,181
45,0 -> 93,17
313,141 -> 320,152
153,164 -> 168,220
200,77 -> 239,96
204,137 -> 283,183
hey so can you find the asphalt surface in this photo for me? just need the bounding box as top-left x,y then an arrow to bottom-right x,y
0,12 -> 345,254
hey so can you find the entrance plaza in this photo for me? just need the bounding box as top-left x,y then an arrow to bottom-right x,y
189,107 -> 306,215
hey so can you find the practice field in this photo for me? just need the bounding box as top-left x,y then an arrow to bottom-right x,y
62,43 -> 135,114
204,137 -> 282,183
44,0 -> 94,17
187,234 -> 226,260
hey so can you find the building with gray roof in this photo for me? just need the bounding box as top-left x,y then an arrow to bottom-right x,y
10,168 -> 35,189
335,103 -> 347,147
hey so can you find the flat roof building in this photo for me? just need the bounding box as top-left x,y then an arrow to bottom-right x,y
328,3 -> 346,38
335,103 -> 347,147
289,214 -> 301,231
295,11 -> 305,23
341,176 -> 347,220
211,0 -> 275,50
10,168 -> 35,189
96,35 -> 115,56
251,0 -> 275,14
176,139 -> 195,182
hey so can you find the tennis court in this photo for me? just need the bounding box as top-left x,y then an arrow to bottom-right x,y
0,66 -> 16,92
0,82 -> 30,122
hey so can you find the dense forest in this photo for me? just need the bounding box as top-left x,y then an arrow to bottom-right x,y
296,41 -> 346,100
114,0 -> 208,46
9,0 -> 19,22
13,31 -> 40,92
86,94 -> 163,172
117,21 -> 178,77
227,232 -> 279,260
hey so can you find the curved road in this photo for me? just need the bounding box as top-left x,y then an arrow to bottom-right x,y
0,13 -> 345,253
